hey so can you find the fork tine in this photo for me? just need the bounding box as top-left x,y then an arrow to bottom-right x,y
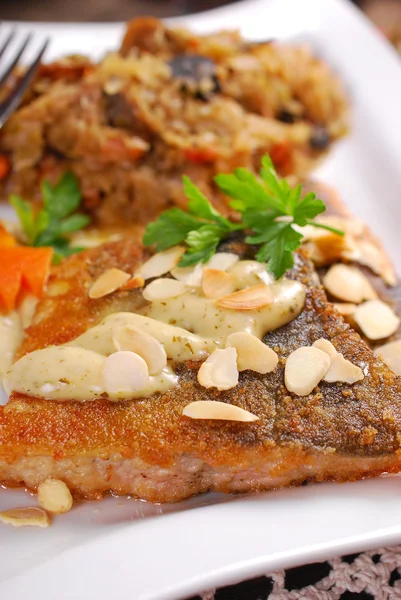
0,33 -> 32,89
0,38 -> 49,128
0,29 -> 16,62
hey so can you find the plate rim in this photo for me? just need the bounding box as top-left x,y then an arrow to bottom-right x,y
2,0 -> 401,598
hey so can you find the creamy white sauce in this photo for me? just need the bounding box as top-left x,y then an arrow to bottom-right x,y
4,345 -> 178,401
141,279 -> 305,344
228,260 -> 274,288
69,312 -> 215,361
4,265 -> 305,402
0,312 -> 23,381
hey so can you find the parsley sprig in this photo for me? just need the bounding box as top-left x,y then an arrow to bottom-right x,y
143,176 -> 242,266
144,155 -> 343,279
10,172 -> 90,263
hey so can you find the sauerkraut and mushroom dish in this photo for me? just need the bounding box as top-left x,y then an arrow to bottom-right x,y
0,17 -> 348,226
2,19 -> 401,529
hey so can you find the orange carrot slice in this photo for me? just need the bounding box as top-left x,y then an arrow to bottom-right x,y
0,223 -> 16,248
0,247 -> 53,311
0,155 -> 10,180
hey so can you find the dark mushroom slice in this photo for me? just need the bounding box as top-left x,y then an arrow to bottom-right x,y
168,55 -> 220,101
310,125 -> 331,150
277,109 -> 298,124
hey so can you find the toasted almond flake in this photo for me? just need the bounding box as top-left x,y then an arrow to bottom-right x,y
206,252 -> 239,271
312,338 -> 337,361
216,284 -> 274,311
143,278 -> 187,302
37,479 -> 73,514
171,263 -> 203,287
323,264 -> 377,304
183,400 -> 258,422
202,268 -> 236,299
47,280 -> 71,297
120,275 -> 145,291
354,300 -> 400,340
375,340 -> 401,376
333,302 -> 357,316
323,353 -> 364,383
226,332 -> 278,374
137,246 -> 185,280
113,325 -> 167,374
285,347 -> 330,396
103,351 -> 149,397
197,347 -> 238,391
88,268 -> 131,299
346,240 -> 396,287
0,507 -> 50,528
228,260 -> 273,287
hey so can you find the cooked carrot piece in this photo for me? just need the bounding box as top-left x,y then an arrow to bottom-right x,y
0,247 -> 53,311
0,224 -> 16,247
0,154 -> 11,180
0,264 -> 22,312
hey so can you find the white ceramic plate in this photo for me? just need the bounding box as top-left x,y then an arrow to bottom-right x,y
2,0 -> 401,598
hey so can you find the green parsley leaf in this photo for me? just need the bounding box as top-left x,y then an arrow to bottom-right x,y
143,153 -> 344,280
41,172 -> 81,219
214,168 -> 271,213
10,195 -> 36,243
247,223 -> 303,279
183,176 -> 232,228
292,191 -> 326,226
143,208 -> 205,251
216,154 -> 344,277
10,172 -> 89,262
179,225 -> 222,266
143,175 -> 241,264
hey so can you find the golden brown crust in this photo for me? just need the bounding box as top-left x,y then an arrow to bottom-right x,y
18,239 -> 149,357
2,243 -> 401,475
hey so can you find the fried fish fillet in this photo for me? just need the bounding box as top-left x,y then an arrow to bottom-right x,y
1,239 -> 401,503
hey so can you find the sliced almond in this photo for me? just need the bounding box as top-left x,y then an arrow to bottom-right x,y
375,340 -> 401,376
47,280 -> 71,297
113,325 -> 167,375
103,351 -> 149,398
354,300 -> 400,340
285,346 -> 330,396
197,347 -> 238,391
323,264 -> 377,304
226,332 -> 278,374
120,275 -> 145,291
137,246 -> 185,280
171,263 -> 204,287
228,260 -> 273,288
312,338 -> 337,361
333,303 -> 357,316
183,400 -> 258,422
202,268 -> 236,299
37,479 -> 73,515
346,239 -> 396,287
88,268 -> 131,299
142,278 -> 187,302
0,507 -> 50,528
323,353 -> 364,384
206,252 -> 239,271
216,284 -> 274,311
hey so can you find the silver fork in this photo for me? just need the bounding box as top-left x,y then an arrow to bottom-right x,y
0,27 -> 49,128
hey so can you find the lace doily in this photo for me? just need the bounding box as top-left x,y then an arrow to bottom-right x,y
190,546 -> 401,600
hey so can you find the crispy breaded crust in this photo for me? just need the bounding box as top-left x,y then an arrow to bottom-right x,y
17,239 -> 149,357
1,241 -> 401,501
